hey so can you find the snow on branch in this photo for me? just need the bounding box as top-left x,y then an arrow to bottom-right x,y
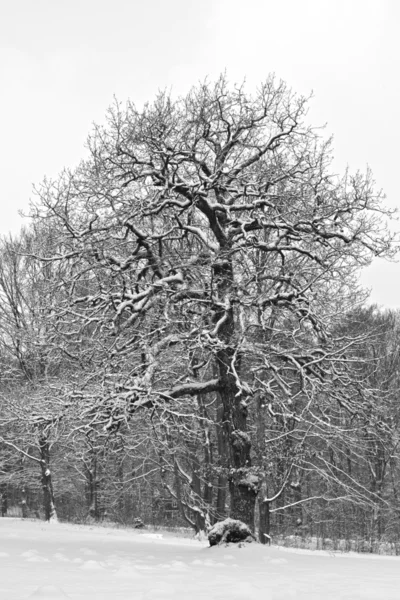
0,437 -> 41,464
162,378 -> 220,400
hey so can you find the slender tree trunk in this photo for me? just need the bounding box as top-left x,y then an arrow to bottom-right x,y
117,458 -> 125,518
20,486 -> 28,518
215,400 -> 228,521
275,457 -> 286,532
173,458 -> 206,533
371,457 -> 385,539
38,435 -> 58,522
197,395 -> 213,512
0,485 -> 7,516
255,391 -> 271,543
187,434 -> 208,534
190,455 -> 207,534
87,455 -> 100,521
291,480 -> 303,528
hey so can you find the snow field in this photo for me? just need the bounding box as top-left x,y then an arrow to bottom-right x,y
1,518 -> 400,599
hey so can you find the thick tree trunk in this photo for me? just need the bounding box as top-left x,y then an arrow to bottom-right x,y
229,481 -> 257,527
38,435 -> 58,522
213,252 -> 258,530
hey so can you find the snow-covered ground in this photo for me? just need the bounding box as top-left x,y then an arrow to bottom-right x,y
1,519 -> 400,600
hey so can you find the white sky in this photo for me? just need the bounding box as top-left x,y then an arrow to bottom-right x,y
0,0 -> 399,307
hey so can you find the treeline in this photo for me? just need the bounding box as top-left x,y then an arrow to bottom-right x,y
0,75 -> 399,544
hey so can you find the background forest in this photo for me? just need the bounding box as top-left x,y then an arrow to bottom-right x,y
0,76 -> 399,547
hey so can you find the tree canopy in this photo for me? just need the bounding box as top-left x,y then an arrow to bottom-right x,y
0,76 -> 398,542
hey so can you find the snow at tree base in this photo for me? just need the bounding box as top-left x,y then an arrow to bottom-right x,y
208,518 -> 255,546
1,519 -> 400,600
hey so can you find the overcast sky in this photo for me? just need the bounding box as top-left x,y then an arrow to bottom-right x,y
0,0 -> 399,307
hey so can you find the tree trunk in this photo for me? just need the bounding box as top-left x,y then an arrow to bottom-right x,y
189,440 -> 208,534
216,475 -> 227,521
191,464 -> 207,534
0,485 -> 7,516
117,458 -> 125,517
368,439 -> 386,539
215,400 -> 228,521
173,458 -> 207,534
38,435 -> 58,522
212,252 -> 258,530
87,455 -> 100,521
259,500 -> 271,544
197,395 -> 213,510
291,480 -> 303,529
229,480 -> 257,527
20,486 -> 28,518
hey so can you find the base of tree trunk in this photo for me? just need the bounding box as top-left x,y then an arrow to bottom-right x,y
208,518 -> 256,546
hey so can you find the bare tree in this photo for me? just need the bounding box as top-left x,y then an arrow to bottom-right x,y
0,228 -> 71,521
30,75 -> 394,530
